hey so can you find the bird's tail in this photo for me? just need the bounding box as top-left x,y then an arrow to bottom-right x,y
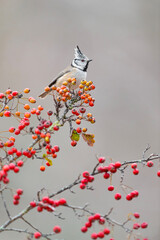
39,89 -> 52,98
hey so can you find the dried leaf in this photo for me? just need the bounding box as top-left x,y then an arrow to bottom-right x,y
82,133 -> 95,146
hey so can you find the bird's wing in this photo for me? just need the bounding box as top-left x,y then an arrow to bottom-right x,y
48,66 -> 72,87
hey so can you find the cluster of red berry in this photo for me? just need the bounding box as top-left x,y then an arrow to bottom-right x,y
81,213 -> 110,239
13,189 -> 23,205
30,196 -> 67,213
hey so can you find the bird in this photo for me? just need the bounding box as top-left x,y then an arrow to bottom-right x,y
39,46 -> 92,98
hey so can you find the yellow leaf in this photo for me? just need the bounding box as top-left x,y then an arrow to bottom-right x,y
82,133 -> 95,147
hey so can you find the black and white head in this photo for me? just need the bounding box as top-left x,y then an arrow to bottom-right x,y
71,46 -> 92,72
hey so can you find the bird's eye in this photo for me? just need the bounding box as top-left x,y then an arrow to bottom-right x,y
81,60 -> 85,62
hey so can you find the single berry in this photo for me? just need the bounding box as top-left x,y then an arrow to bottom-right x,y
81,226 -> 88,233
126,194 -> 133,201
147,161 -> 153,167
17,160 -> 23,167
108,185 -> 114,191
94,213 -> 101,220
157,170 -> 160,177
131,163 -> 137,169
134,212 -> 140,218
40,166 -> 45,172
14,194 -> 20,200
80,183 -> 86,189
91,233 -> 98,239
82,171 -> 90,178
30,201 -> 37,207
53,225 -> 61,233
17,189 -> 23,195
133,169 -> 139,175
103,172 -> 110,179
141,222 -> 148,229
103,228 -> 110,235
115,161 -> 121,168
114,193 -> 121,200
34,232 -> 41,239
71,140 -> 77,147
98,157 -> 105,163
97,231 -> 105,238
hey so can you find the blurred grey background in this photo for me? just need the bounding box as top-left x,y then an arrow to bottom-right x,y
0,0 -> 160,239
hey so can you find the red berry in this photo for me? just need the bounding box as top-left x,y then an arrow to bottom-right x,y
85,222 -> 92,228
76,127 -> 82,133
72,108 -> 77,114
9,163 -> 15,170
40,166 -> 45,172
47,110 -> 53,116
115,161 -> 121,168
157,170 -> 160,177
132,190 -> 139,197
14,194 -> 20,200
133,223 -> 140,229
4,111 -> 11,117
134,212 -> 140,218
12,91 -> 18,96
94,213 -> 101,220
147,161 -> 153,167
59,198 -> 67,205
126,194 -> 132,201
81,178 -> 88,185
13,200 -> 19,205
88,176 -> 94,182
53,145 -> 60,152
53,125 -> 59,131
98,157 -> 105,163
103,172 -> 110,179
16,151 -> 22,157
71,140 -> 77,147
15,129 -> 20,135
80,183 -> 86,189
16,189 -> 23,195
3,177 -> 9,184
17,160 -> 23,167
131,163 -> 137,169
3,165 -> 10,172
89,101 -> 94,107
141,222 -> 148,229
103,228 -> 110,235
12,148 -> 17,153
9,127 -> 15,133
97,232 -> 105,238
91,233 -> 97,239
82,171 -> 90,178
88,216 -> 95,222
81,226 -> 88,233
35,128 -> 41,135
99,217 -> 105,224
14,167 -> 20,173
34,232 -> 41,239
108,185 -> 114,191
37,206 -> 43,212
42,196 -> 50,203
79,107 -> 86,113
133,169 -> 139,175
0,93 -> 5,98
114,193 -> 121,200
53,225 -> 61,233
30,201 -> 37,207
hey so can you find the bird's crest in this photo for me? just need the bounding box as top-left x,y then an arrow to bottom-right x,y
74,46 -> 88,60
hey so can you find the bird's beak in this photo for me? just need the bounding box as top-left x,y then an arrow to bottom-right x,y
88,59 -> 92,62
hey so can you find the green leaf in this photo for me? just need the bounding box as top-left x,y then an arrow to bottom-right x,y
70,129 -> 80,142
